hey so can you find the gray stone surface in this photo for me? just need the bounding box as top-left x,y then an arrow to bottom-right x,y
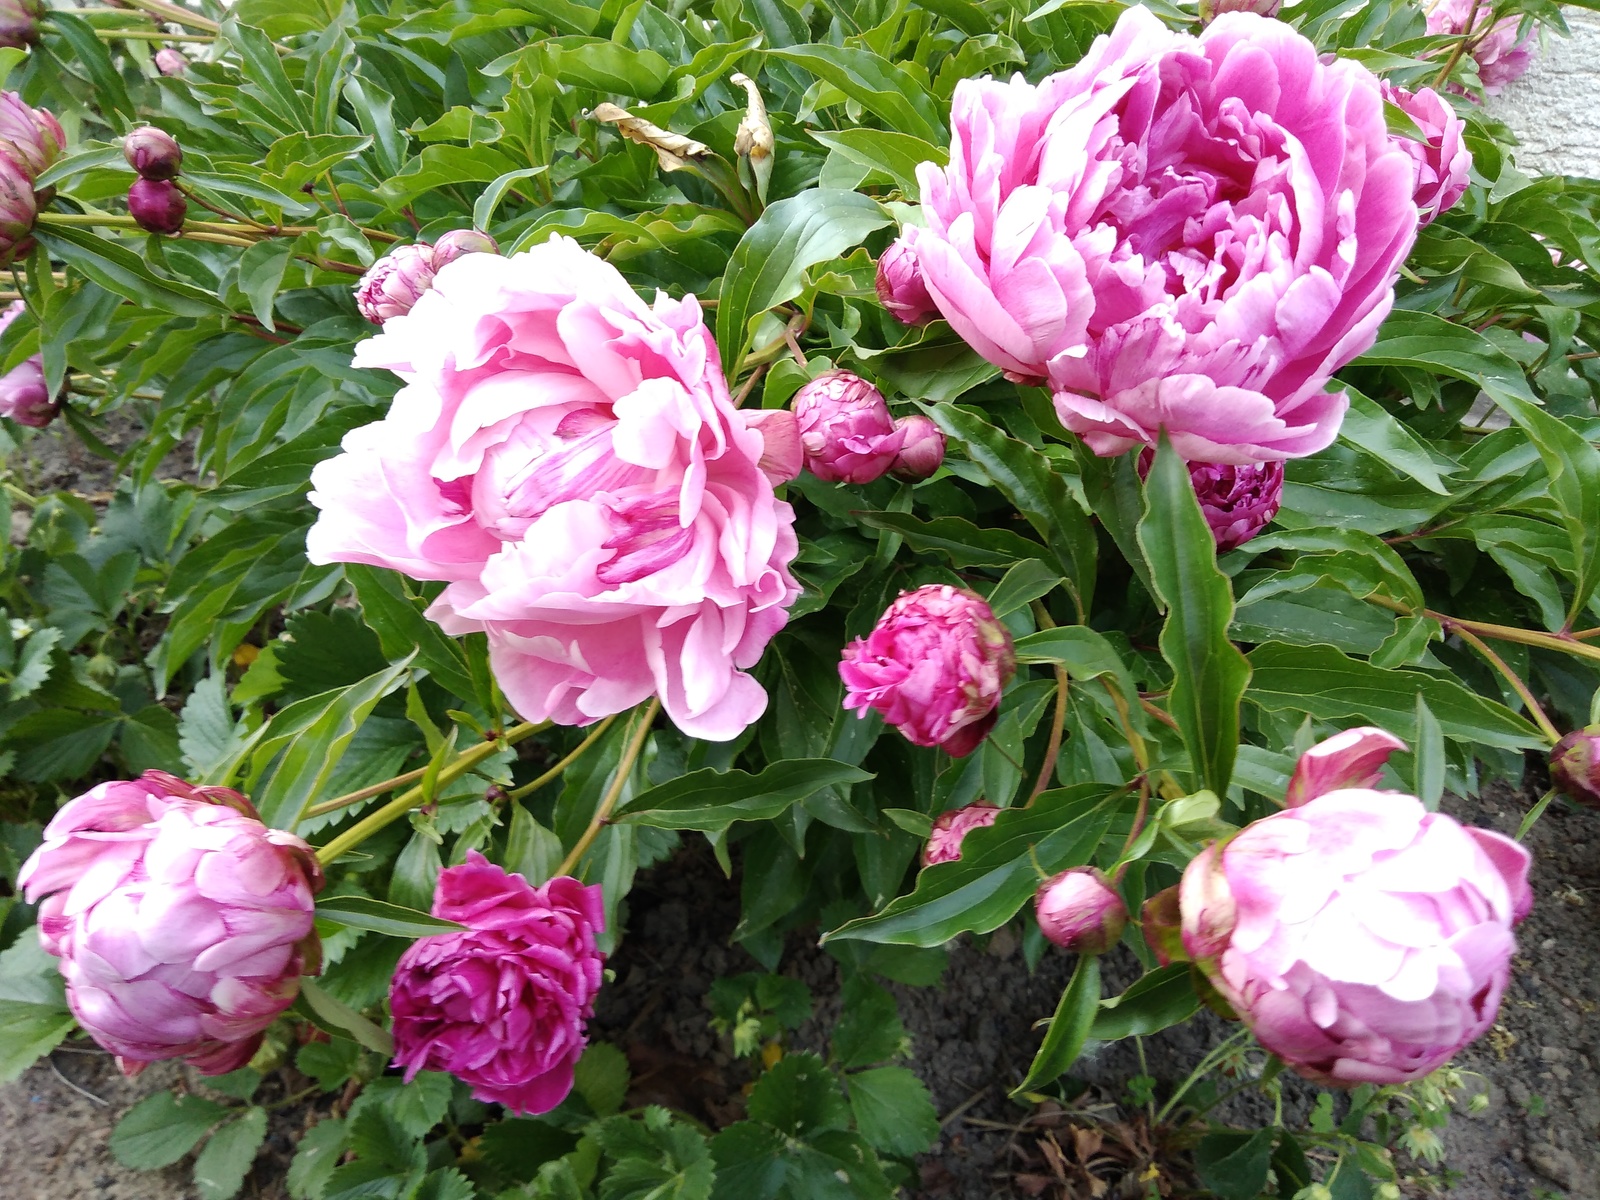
1485,10 -> 1600,178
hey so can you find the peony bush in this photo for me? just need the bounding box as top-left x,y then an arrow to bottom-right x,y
0,0 -> 1594,1196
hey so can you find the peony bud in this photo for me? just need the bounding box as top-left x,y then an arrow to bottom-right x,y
128,177 -> 186,234
922,802 -> 999,866
1035,867 -> 1128,954
841,584 -> 1016,757
875,238 -> 937,325
17,771 -> 322,1076
1549,727 -> 1600,810
354,242 -> 437,324
0,303 -> 54,425
888,413 -> 945,481
0,0 -> 40,51
431,228 -> 498,267
123,125 -> 182,181
1199,0 -> 1281,21
154,47 -> 189,76
793,369 -> 904,484
1140,884 -> 1186,967
0,90 -> 65,179
0,153 -> 36,262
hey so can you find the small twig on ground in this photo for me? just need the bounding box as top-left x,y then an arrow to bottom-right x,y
49,1056 -> 109,1106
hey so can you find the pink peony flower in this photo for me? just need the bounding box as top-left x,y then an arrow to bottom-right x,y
354,242 -> 437,324
1427,0 -> 1536,96
1549,726 -> 1600,810
1180,730 -> 1533,1086
308,237 -> 801,740
0,90 -> 63,179
841,585 -> 1016,757
1190,461 -> 1284,551
0,151 -> 32,257
889,414 -> 946,481
1384,84 -> 1472,224
793,369 -> 905,484
875,238 -> 937,325
389,852 -> 605,1115
1035,867 -> 1128,953
17,772 -> 322,1077
128,177 -> 186,234
922,802 -> 1000,865
122,125 -> 182,181
907,8 -> 1418,464
0,299 -> 53,427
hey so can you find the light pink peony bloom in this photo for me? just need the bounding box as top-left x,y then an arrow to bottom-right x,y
0,298 -> 53,427
1180,732 -> 1533,1085
841,585 -> 1016,757
793,369 -> 905,484
17,772 -> 322,1077
908,8 -> 1418,464
1035,867 -> 1128,953
0,90 -> 63,179
1427,0 -> 1536,96
309,237 -> 801,740
1384,84 -> 1471,224
390,853 -> 604,1115
875,238 -> 937,325
922,801 -> 1000,866
889,414 -> 946,481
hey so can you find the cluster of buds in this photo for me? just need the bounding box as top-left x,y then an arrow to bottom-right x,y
0,90 -> 64,262
123,125 -> 186,235
791,369 -> 945,485
354,229 -> 500,323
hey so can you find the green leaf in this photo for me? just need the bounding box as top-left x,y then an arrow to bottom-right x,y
1137,438 -> 1250,794
985,559 -> 1063,619
716,190 -> 890,371
1089,964 -> 1201,1041
1413,693 -> 1446,810
574,1042 -> 631,1117
1338,388 -> 1454,496
235,239 -> 295,331
354,1073 -> 454,1139
594,1107 -> 713,1200
615,759 -> 873,832
829,975 -> 907,1069
35,227 -> 228,318
851,510 -> 1046,568
770,46 -> 945,142
0,938 -> 75,1083
112,1091 -> 229,1169
287,1117 -> 347,1200
747,1052 -> 851,1137
315,895 -> 465,938
194,1107 -> 268,1200
1195,1129 -> 1277,1200
346,566 -> 481,702
1354,309 -> 1535,402
846,1067 -> 939,1157
1013,626 -> 1140,707
297,977 -> 395,1057
506,801 -> 565,885
1011,955 -> 1101,1097
808,129 -> 945,197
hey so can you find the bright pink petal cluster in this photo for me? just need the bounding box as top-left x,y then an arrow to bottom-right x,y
907,8 -> 1418,464
1427,0 -> 1536,96
1180,730 -> 1532,1085
1035,868 -> 1128,954
1384,83 -> 1472,224
353,231 -> 500,324
389,853 -> 605,1116
841,585 -> 1016,757
17,771 -> 322,1076
1190,460 -> 1284,551
309,237 -> 801,740
0,299 -> 54,427
922,801 -> 1000,865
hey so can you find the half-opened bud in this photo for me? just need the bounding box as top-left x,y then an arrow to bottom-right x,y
888,414 -> 945,481
875,238 -> 937,325
1035,867 -> 1128,954
431,228 -> 498,267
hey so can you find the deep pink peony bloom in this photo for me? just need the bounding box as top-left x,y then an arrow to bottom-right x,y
1427,0 -> 1536,96
908,8 -> 1417,464
793,369 -> 905,484
1180,730 -> 1532,1086
309,237 -> 801,740
389,853 -> 604,1115
889,414 -> 946,481
1035,867 -> 1128,953
1384,84 -> 1471,224
875,238 -> 937,325
922,802 -> 1000,866
1190,460 -> 1283,551
128,178 -> 186,234
0,90 -> 63,178
0,298 -> 53,427
841,585 -> 1016,757
17,772 -> 322,1077
1549,727 -> 1600,810
123,126 -> 182,181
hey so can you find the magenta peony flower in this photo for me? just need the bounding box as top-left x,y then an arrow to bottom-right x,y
1180,729 -> 1532,1086
922,802 -> 1000,866
154,47 -> 189,76
1549,727 -> 1600,810
889,414 -> 946,481
907,8 -> 1418,464
0,299 -> 53,427
1427,0 -> 1536,96
0,91 -> 63,179
354,242 -> 437,324
875,238 -> 937,325
122,125 -> 182,181
1190,460 -> 1284,551
1035,867 -> 1128,954
308,237 -> 801,740
389,853 -> 605,1115
793,369 -> 905,484
841,585 -> 1016,757
128,177 -> 186,234
0,0 -> 41,50
17,772 -> 322,1077
1384,83 -> 1471,224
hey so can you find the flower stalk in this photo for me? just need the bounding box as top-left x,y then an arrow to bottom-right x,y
555,700 -> 658,878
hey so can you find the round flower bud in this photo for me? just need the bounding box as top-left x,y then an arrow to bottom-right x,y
17,771 -> 323,1076
353,242 -> 437,324
793,369 -> 904,484
154,47 -> 189,76
0,90 -> 65,178
1035,867 -> 1128,954
875,238 -> 936,326
0,301 -> 53,426
128,177 -> 187,234
922,802 -> 1000,866
390,853 -> 605,1115
1549,727 -> 1600,810
431,227 -> 499,266
888,414 -> 946,481
0,152 -> 36,262
841,584 -> 1016,757
0,0 -> 41,51
123,125 -> 183,181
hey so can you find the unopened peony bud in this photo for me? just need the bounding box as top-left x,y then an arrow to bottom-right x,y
875,238 -> 937,325
123,125 -> 182,181
1199,0 -> 1280,21
0,90 -> 65,178
1036,868 -> 1127,954
922,802 -> 999,866
1140,884 -> 1186,967
0,0 -> 40,50
888,414 -> 945,481
0,304 -> 54,425
128,177 -> 186,234
1549,727 -> 1600,810
154,47 -> 189,76
431,228 -> 498,267
17,771 -> 322,1076
354,242 -> 437,324
0,153 -> 35,261
841,584 -> 1016,757
793,369 -> 904,484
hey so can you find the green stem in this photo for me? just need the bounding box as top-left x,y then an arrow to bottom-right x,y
509,714 -> 617,802
1155,1027 -> 1254,1125
303,764 -> 432,819
1431,0 -> 1487,92
114,0 -> 221,34
93,28 -> 217,42
1365,593 -> 1600,668
554,700 -> 658,878
1449,623 -> 1561,745
314,720 -> 546,865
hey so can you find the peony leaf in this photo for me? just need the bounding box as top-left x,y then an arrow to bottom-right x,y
1010,954 -> 1101,1098
297,977 -> 396,1057
770,46 -> 946,143
1089,963 -> 1201,1041
613,759 -> 873,833
315,895 -> 464,938
808,129 -> 947,197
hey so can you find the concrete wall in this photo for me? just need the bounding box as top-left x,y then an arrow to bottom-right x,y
1485,10 -> 1600,178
